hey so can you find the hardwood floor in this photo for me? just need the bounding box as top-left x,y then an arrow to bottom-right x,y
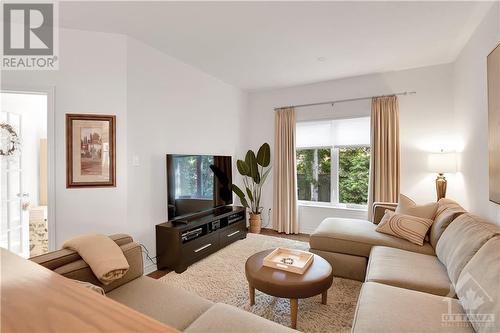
147,228 -> 311,279
259,228 -> 310,242
147,269 -> 171,279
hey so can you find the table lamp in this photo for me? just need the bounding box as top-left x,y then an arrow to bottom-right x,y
428,150 -> 457,201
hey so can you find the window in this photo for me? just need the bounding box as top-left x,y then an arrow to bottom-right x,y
296,117 -> 370,207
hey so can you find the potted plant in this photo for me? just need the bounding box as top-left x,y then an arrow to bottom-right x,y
232,143 -> 271,233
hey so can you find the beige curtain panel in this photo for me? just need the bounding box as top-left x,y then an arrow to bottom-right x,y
368,96 -> 401,221
273,107 -> 299,234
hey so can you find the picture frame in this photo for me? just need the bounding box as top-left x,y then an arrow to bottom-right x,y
488,43 -> 500,204
66,114 -> 116,188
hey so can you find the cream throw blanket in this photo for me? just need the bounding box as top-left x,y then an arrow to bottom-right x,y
63,234 -> 130,285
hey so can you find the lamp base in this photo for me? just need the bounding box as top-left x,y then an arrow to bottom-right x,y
436,174 -> 447,201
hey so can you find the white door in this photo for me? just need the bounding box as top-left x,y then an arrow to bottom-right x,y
0,111 -> 30,257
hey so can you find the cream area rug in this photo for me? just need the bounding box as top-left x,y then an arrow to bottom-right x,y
159,233 -> 362,333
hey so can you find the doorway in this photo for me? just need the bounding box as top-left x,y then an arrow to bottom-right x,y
1,91 -> 51,258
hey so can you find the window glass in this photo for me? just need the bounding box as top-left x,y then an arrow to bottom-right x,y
296,117 -> 370,207
296,148 -> 331,202
338,147 -> 370,205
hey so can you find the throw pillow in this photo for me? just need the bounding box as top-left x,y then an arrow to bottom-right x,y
395,194 -> 438,220
70,279 -> 106,295
429,198 -> 467,249
376,210 -> 434,246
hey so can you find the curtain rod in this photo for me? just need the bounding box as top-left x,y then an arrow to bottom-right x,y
277,91 -> 416,110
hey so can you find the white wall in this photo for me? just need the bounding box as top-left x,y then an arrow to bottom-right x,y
245,64 -> 456,233
1,29 -> 246,266
453,2 -> 500,226
126,37 -> 246,269
2,28 -> 129,247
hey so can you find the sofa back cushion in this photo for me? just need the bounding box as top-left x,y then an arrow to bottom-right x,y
430,198 -> 467,249
436,214 -> 499,285
395,194 -> 438,220
456,237 -> 499,333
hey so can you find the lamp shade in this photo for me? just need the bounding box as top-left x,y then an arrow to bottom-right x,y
428,152 -> 457,173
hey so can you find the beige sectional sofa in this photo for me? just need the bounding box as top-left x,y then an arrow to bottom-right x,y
30,198 -> 499,333
310,199 -> 500,332
31,235 -> 295,333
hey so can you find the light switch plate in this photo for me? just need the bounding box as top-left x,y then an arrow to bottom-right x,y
132,155 -> 140,166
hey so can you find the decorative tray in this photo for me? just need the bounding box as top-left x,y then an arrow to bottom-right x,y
263,247 -> 314,274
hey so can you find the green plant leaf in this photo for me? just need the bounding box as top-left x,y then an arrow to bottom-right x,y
260,167 -> 272,185
254,170 -> 261,184
236,159 -> 249,176
245,150 -> 260,183
232,184 -> 245,199
256,143 -> 271,167
246,187 -> 254,202
240,196 -> 250,209
231,184 -> 249,208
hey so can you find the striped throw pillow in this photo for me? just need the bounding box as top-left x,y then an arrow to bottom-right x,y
376,210 -> 434,246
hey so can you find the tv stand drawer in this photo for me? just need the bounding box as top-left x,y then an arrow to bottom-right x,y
182,232 -> 219,262
220,221 -> 246,247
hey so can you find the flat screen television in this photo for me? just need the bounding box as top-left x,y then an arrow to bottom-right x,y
166,154 -> 233,220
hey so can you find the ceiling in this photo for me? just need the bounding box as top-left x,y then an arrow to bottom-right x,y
59,1 -> 494,91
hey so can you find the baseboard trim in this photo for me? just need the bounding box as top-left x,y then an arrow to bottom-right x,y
299,227 -> 317,235
143,262 -> 157,275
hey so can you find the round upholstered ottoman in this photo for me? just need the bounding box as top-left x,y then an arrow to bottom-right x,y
245,249 -> 333,329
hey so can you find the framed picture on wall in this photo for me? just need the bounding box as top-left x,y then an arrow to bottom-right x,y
66,114 -> 116,188
488,44 -> 500,204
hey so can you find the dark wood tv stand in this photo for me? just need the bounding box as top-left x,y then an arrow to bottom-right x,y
156,206 -> 247,273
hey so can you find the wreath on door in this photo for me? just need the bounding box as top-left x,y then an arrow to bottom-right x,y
0,123 -> 21,156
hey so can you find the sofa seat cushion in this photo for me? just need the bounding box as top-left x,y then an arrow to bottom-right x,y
185,303 -> 297,333
309,218 -> 435,257
352,282 -> 474,333
366,246 -> 454,297
107,276 -> 213,331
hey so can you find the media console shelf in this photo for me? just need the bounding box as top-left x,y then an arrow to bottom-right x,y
156,206 -> 247,273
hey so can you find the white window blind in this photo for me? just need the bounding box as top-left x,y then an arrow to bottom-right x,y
296,117 -> 370,148
296,121 -> 332,148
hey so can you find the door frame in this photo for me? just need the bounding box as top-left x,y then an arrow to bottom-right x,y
1,85 -> 56,252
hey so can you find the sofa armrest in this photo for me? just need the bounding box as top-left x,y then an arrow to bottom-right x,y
31,234 -> 144,293
31,233 -> 134,269
56,241 -> 144,293
372,202 -> 398,224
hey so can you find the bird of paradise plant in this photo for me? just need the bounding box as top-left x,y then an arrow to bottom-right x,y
232,143 -> 271,232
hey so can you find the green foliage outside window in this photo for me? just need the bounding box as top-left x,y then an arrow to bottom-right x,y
296,149 -> 315,185
338,147 -> 370,204
296,147 -> 370,205
296,148 -> 331,202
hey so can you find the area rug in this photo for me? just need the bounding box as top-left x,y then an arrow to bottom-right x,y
159,233 -> 362,332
